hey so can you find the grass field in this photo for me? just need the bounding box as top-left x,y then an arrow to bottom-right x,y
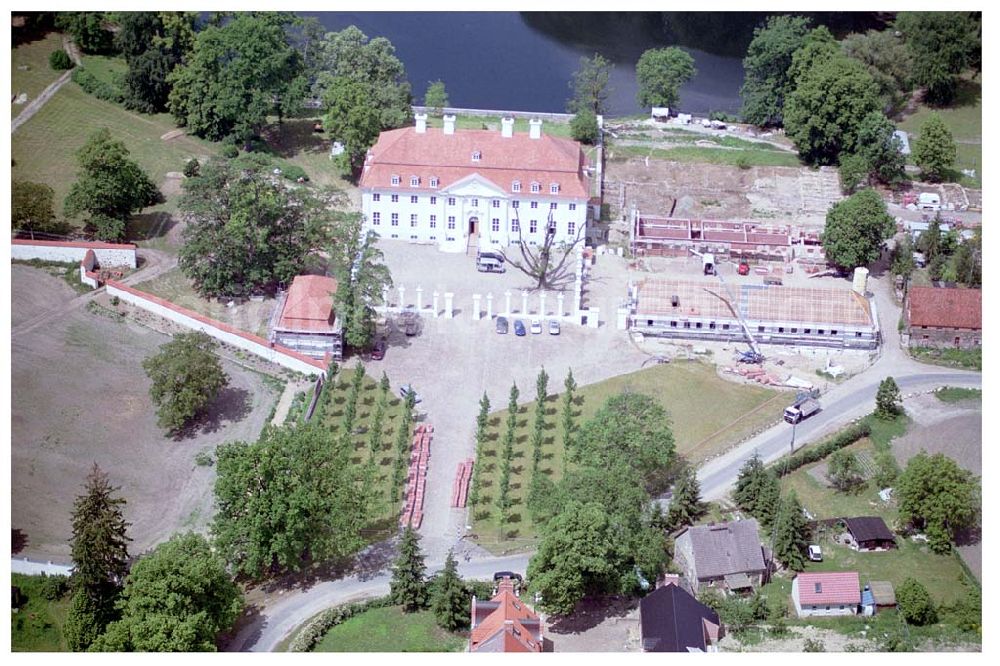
608,143 -> 801,168
78,54 -> 127,87
472,361 -> 783,548
312,606 -> 465,652
11,574 -> 71,652
934,386 -> 982,403
11,32 -> 66,120
909,346 -> 982,371
897,76 -> 982,187
11,82 -> 219,219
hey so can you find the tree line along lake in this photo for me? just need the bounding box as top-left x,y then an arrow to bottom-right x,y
302,11 -> 890,117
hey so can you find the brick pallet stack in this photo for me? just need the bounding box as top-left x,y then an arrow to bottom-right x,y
399,423 -> 433,530
451,459 -> 475,508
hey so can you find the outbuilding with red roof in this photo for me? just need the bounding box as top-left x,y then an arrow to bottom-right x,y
269,275 -> 342,361
469,577 -> 544,652
905,286 -> 981,350
792,572 -> 861,617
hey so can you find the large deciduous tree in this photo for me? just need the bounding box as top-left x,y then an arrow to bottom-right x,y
322,76 -> 384,174
784,55 -> 881,166
842,29 -> 913,114
56,12 -> 114,54
500,215 -> 585,290
168,12 -> 307,144
12,181 -> 61,236
895,12 -> 981,105
875,376 -> 902,419
423,80 -> 449,116
913,113 -> 957,183
212,424 -> 366,578
575,391 -> 676,495
63,128 -> 162,241
896,578 -> 938,626
89,533 -> 243,652
787,26 -> 839,87
569,53 -> 613,115
570,108 -> 600,145
142,331 -> 228,433
740,15 -> 811,127
896,452 -> 979,553
854,111 -> 907,186
821,188 -> 895,270
178,154 -> 335,298
391,527 -> 428,612
828,450 -> 866,493
63,464 -> 131,651
635,46 -> 696,110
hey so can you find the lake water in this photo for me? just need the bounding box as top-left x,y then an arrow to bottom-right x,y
303,11 -> 748,117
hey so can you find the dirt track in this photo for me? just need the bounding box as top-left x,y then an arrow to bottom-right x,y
11,266 -> 279,562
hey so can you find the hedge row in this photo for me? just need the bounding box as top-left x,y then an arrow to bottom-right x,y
773,422 -> 872,477
288,595 -> 394,652
71,67 -> 123,104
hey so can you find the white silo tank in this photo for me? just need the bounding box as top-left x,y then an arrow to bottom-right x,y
852,267 -> 869,294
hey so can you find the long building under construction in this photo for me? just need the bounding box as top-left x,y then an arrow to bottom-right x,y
628,278 -> 879,350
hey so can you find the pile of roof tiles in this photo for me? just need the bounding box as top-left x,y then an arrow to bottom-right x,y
451,459 -> 475,508
400,423 -> 432,530
736,365 -> 783,385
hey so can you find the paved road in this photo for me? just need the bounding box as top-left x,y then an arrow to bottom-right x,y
227,553 -> 531,652
11,557 -> 72,577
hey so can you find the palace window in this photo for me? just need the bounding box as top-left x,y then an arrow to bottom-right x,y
530,201 -> 538,209
372,212 -> 380,225
429,177 -> 439,188
447,216 -> 456,229
550,183 -> 559,194
512,200 -> 519,209
471,198 -> 479,208
372,193 -> 381,202
530,219 -> 538,233
567,222 -> 575,236
391,213 -> 399,226
472,150 -> 481,162
550,202 -> 557,210
410,195 -> 418,204
391,175 -> 400,186
512,219 -> 520,232
391,194 -> 399,203
492,218 -> 500,232
410,214 -> 418,227
530,181 -> 540,193
569,203 -> 576,211
512,180 -> 522,192
492,199 -> 500,208
429,215 -> 437,228
430,196 -> 437,205
410,176 -> 419,187
448,197 -> 456,206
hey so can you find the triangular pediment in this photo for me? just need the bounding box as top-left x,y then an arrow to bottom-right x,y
441,173 -> 507,197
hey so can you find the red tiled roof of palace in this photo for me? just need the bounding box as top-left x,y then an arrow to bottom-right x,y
360,126 -> 589,199
277,275 -> 338,332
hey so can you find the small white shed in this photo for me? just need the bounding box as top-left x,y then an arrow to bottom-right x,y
651,107 -> 670,122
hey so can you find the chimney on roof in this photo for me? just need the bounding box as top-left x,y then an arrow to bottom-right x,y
443,114 -> 456,135
415,112 -> 427,134
501,116 -> 514,138
529,118 -> 542,139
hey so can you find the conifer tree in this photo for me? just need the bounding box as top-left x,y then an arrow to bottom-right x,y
772,491 -> 810,571
734,453 -> 781,527
64,464 -> 131,651
379,371 -> 391,395
497,383 -> 519,534
390,527 -> 428,612
666,464 -> 705,531
431,550 -> 468,631
531,368 -> 549,475
391,392 -> 415,503
469,392 -> 490,509
562,368 -> 577,455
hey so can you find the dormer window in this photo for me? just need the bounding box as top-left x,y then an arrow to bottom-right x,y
429,177 -> 439,188
550,183 -> 560,194
390,174 -> 400,186
530,181 -> 540,193
512,180 -> 521,193
471,150 -> 481,162
410,176 -> 420,187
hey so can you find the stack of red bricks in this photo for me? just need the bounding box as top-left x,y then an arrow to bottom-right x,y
451,459 -> 475,508
737,366 -> 782,386
400,423 -> 433,530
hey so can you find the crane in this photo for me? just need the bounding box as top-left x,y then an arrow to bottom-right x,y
689,248 -> 764,364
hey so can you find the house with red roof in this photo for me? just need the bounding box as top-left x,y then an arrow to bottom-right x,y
360,113 -> 591,254
905,286 -> 981,349
469,577 -> 544,652
791,572 -> 861,617
270,275 -> 342,361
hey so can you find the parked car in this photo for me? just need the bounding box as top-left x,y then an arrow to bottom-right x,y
530,319 -> 542,334
477,251 -> 506,264
399,385 -> 422,404
514,319 -> 526,336
370,338 -> 387,360
495,316 -> 509,334
476,256 -> 505,273
808,544 -> 823,562
738,261 -> 750,276
548,319 -> 560,335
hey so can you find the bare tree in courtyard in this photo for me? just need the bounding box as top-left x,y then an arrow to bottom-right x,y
499,209 -> 585,290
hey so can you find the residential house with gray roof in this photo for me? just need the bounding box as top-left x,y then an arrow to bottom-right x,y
673,519 -> 767,594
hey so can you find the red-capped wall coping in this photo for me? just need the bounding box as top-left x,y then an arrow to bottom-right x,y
105,280 -> 328,371
13,238 -> 138,250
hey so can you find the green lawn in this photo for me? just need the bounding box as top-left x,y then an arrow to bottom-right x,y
609,143 -> 801,168
11,574 -> 72,652
909,346 -> 982,371
11,31 -> 66,119
425,113 -> 573,138
934,386 -> 982,403
11,81 -> 219,219
472,361 -> 782,550
259,118 -> 357,192
79,54 -> 127,87
898,76 -> 981,187
312,606 -> 465,652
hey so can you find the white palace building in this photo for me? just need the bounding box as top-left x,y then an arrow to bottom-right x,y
359,113 -> 593,253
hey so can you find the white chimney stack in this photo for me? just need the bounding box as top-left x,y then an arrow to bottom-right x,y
414,112 -> 427,134
529,118 -> 542,139
443,114 -> 456,135
501,116 -> 514,138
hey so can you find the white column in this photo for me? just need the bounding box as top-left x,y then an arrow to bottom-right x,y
504,290 -> 512,316
486,293 -> 493,319
617,307 -> 629,330
472,294 -> 482,321
539,292 -> 547,317
445,292 -> 454,319
433,291 -> 440,318
416,286 -> 423,312
521,290 -> 528,315
557,293 -> 565,318
398,286 -> 406,309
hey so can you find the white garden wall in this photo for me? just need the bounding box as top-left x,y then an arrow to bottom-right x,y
12,239 -> 137,268
105,281 -> 327,377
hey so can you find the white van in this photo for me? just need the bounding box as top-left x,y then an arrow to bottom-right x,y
918,192 -> 941,211
476,256 -> 505,273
